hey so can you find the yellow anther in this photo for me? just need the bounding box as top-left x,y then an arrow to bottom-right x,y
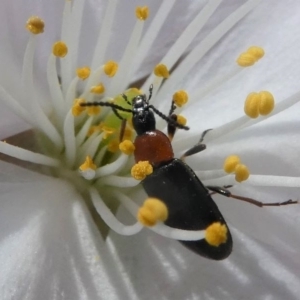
100,125 -> 116,139
258,91 -> 274,115
154,64 -> 170,78
236,53 -> 257,67
79,155 -> 97,171
76,66 -> 91,80
177,115 -> 187,126
87,106 -> 101,116
244,91 -> 275,118
52,41 -> 68,57
90,83 -> 105,94
223,155 -> 240,173
237,46 -> 265,67
104,60 -> 118,77
135,6 -> 149,21
108,139 -> 119,153
87,125 -> 100,137
173,90 -> 189,107
137,198 -> 168,227
26,16 -> 45,34
72,98 -> 86,116
119,140 -> 135,155
205,222 -> 227,247
131,161 -> 153,180
244,92 -> 260,118
235,163 -> 250,182
247,46 -> 264,59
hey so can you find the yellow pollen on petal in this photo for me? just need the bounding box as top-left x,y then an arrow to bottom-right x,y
205,222 -> 228,247
137,198 -> 168,227
90,83 -> 105,94
72,98 -> 86,116
177,115 -> 187,126
244,92 -> 260,118
79,155 -> 97,171
26,16 -> 45,34
119,140 -> 135,155
104,60 -> 118,77
173,90 -> 189,107
131,161 -> 153,180
76,66 -> 91,80
52,41 -> 68,57
235,163 -> 250,182
258,91 -> 275,115
223,155 -> 240,173
154,64 -> 170,78
236,46 -> 264,67
135,6 -> 149,21
87,106 -> 101,116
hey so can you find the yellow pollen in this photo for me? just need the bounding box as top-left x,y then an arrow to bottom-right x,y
137,198 -> 168,227
235,164 -> 250,182
135,6 -> 149,21
223,155 -> 240,173
258,91 -> 274,115
119,140 -> 135,155
26,16 -> 45,34
90,83 -> 105,94
76,67 -> 91,80
173,90 -> 189,107
177,115 -> 187,126
247,46 -> 265,59
79,156 -> 97,171
100,125 -> 116,139
131,161 -> 153,180
244,91 -> 274,118
236,46 -> 265,67
104,60 -> 118,77
205,222 -> 228,247
87,106 -> 101,116
87,125 -> 100,137
52,41 -> 68,57
108,139 -> 119,153
154,64 -> 170,78
72,98 -> 86,116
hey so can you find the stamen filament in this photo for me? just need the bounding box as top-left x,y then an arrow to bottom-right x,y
78,133 -> 103,163
63,110 -> 76,167
97,176 -> 140,188
75,116 -> 94,147
107,16 -> 145,95
90,0 -> 118,71
47,54 -> 67,123
66,76 -> 80,107
0,141 -> 60,167
154,0 -> 261,105
22,35 -> 63,149
143,0 -> 222,97
89,187 -> 143,235
60,0 -> 73,94
95,154 -> 128,178
195,169 -> 227,180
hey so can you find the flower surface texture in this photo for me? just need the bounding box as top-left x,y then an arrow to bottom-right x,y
0,0 -> 300,299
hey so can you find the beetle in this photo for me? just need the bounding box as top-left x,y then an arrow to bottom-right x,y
82,85 -> 297,260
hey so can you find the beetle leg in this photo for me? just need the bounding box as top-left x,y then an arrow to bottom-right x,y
206,185 -> 298,207
111,107 -> 127,142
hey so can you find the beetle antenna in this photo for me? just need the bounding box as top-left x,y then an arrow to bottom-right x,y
121,93 -> 131,105
147,84 -> 153,103
80,101 -> 132,113
149,104 -> 189,130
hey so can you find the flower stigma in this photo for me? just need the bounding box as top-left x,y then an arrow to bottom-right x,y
0,0 -> 300,248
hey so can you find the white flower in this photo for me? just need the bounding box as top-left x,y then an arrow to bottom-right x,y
0,0 -> 300,299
